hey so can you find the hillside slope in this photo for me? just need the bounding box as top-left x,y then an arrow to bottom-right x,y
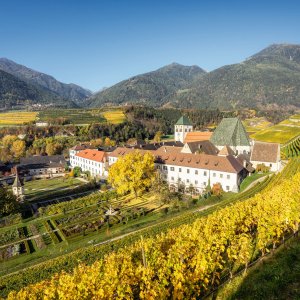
88,63 -> 206,107
169,44 -> 300,109
0,69 -> 75,108
0,58 -> 91,104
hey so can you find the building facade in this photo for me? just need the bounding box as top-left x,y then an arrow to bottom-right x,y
250,141 -> 281,172
108,147 -> 246,193
71,149 -> 107,177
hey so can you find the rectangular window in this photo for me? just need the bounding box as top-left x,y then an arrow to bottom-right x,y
163,166 -> 168,170
226,186 -> 230,191
186,179 -> 190,183
187,169 -> 190,174
195,180 -> 198,185
213,173 -> 216,177
227,174 -> 230,179
203,182 -> 206,186
171,176 -> 174,181
204,171 -> 207,176
170,167 -> 175,171
179,168 -> 182,172
195,170 -> 198,175
220,173 -> 223,178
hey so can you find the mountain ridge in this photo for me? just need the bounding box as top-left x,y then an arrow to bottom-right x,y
0,58 -> 91,104
87,63 -> 206,107
87,43 -> 300,109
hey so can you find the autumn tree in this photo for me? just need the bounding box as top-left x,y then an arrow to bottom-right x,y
108,151 -> 155,198
153,131 -> 163,143
211,182 -> 223,198
11,140 -> 26,160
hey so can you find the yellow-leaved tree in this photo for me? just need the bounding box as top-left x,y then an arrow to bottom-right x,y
108,151 -> 155,198
11,140 -> 26,160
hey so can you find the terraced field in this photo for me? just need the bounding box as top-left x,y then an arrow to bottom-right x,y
0,111 -> 38,126
251,114 -> 300,144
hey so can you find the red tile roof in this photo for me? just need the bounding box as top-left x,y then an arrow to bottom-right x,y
184,131 -> 212,143
75,149 -> 106,162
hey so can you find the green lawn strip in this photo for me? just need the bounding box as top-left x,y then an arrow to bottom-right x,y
239,172 -> 270,192
215,236 -> 300,300
24,178 -> 83,198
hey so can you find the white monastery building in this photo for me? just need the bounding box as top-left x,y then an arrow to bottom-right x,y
70,149 -> 107,177
70,115 -> 281,193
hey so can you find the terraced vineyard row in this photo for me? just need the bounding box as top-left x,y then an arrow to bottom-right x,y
282,136 -> 300,158
0,167 -> 283,298
7,168 -> 300,299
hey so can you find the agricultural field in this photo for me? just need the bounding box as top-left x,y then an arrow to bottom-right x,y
251,114 -> 300,144
101,109 -> 126,124
0,108 -> 126,127
242,117 -> 273,134
0,111 -> 38,126
38,109 -> 106,125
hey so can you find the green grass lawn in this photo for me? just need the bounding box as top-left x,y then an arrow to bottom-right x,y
239,173 -> 269,192
24,177 -> 83,198
216,236 -> 300,300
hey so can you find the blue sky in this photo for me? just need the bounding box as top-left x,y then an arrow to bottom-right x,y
1,0 -> 300,91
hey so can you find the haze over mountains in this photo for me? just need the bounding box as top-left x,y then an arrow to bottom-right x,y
1,44 -> 300,110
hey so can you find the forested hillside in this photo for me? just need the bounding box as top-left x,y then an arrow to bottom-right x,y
0,69 -> 75,108
89,44 -> 300,110
0,58 -> 91,104
88,63 -> 206,107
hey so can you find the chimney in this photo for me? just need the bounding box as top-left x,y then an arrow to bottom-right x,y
243,160 -> 247,168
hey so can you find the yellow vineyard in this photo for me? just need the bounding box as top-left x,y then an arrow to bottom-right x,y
102,110 -> 126,124
250,114 -> 300,144
0,111 -> 38,125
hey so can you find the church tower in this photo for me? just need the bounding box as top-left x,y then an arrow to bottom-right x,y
174,116 -> 193,143
12,173 -> 24,201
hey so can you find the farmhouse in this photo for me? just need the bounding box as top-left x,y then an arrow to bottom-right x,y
250,141 -> 281,172
71,149 -> 107,177
19,155 -> 66,177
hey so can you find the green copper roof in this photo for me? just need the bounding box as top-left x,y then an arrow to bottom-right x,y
175,116 -> 193,126
210,118 -> 250,147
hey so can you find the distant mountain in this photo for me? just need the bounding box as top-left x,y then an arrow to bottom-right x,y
89,44 -> 300,110
0,69 -> 74,108
0,58 -> 92,104
168,44 -> 300,109
88,63 -> 206,107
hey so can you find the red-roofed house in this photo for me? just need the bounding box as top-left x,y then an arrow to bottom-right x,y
71,149 -> 107,177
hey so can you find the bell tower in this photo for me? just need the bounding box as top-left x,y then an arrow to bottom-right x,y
174,116 -> 193,143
